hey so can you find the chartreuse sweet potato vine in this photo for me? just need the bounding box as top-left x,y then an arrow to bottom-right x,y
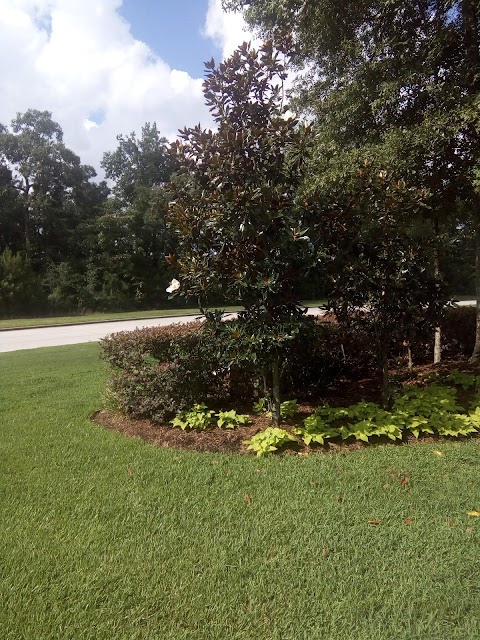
171,405 -> 250,431
254,398 -> 300,419
255,381 -> 480,455
244,428 -> 296,456
170,380 -> 480,455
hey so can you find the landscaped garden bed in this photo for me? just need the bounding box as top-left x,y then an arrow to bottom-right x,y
94,358 -> 480,456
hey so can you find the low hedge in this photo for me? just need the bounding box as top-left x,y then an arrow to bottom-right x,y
101,318 -> 351,422
101,321 -> 228,422
100,306 -> 478,424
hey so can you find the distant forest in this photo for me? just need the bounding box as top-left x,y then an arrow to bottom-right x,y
0,102 -> 474,318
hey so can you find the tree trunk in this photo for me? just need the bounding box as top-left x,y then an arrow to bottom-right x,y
433,219 -> 442,364
407,345 -> 413,373
462,0 -> 480,363
379,342 -> 390,409
470,215 -> 480,363
23,179 -> 31,257
433,326 -> 441,364
271,357 -> 281,426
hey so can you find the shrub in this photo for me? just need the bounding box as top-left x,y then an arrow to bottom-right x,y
101,316 -> 355,423
100,313 -> 403,424
273,317 -> 376,398
441,306 -> 476,358
101,321 -> 228,422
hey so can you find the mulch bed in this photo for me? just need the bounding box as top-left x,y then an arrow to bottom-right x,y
91,359 -> 480,456
92,406 -> 371,455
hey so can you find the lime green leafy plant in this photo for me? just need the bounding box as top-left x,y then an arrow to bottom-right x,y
443,370 -> 479,390
244,427 -> 296,456
392,385 -> 462,417
253,398 -> 299,419
171,403 -> 215,430
216,409 -> 250,429
279,400 -> 300,419
293,415 -> 339,445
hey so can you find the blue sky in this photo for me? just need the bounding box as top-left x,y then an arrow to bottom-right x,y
0,0 -> 254,175
119,0 -> 221,77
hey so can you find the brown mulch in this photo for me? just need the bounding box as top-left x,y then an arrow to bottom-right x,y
91,359 -> 479,456
93,408 -> 270,454
92,406 -> 371,455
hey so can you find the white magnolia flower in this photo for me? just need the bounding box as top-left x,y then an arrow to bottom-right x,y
166,279 -> 180,293
281,109 -> 297,120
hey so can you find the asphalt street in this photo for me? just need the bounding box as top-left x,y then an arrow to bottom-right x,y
0,314 -> 203,353
0,304 -> 474,353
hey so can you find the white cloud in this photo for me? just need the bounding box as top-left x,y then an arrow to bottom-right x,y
203,0 -> 259,60
0,0 -> 213,177
0,0 -> 290,180
203,1 -> 296,102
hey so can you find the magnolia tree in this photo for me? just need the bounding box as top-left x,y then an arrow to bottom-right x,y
167,42 -> 313,424
311,164 -> 446,406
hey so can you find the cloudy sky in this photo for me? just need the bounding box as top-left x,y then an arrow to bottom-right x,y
0,0 -> 257,177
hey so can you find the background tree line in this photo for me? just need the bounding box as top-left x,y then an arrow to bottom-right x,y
1,0 -> 478,334
0,112 -> 182,316
0,109 -> 327,318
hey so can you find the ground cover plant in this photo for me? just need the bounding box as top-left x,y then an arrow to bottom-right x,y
99,364 -> 480,457
2,343 -> 480,639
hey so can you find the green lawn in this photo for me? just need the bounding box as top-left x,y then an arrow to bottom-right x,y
1,345 -> 480,639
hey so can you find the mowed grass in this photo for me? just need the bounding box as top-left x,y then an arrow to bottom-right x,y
1,345 -> 480,639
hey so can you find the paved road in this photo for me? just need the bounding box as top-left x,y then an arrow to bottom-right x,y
0,303 -> 474,353
0,314 -> 204,353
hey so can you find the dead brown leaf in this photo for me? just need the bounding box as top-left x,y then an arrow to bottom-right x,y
127,467 -> 133,477
244,494 -> 252,506
368,519 -> 382,525
447,518 -> 454,527
400,474 -> 410,488
309,481 -> 320,487
404,517 -> 415,525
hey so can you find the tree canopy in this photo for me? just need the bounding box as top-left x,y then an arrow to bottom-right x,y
168,41 -> 313,422
226,0 -> 480,358
0,111 -> 178,315
101,122 -> 176,206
